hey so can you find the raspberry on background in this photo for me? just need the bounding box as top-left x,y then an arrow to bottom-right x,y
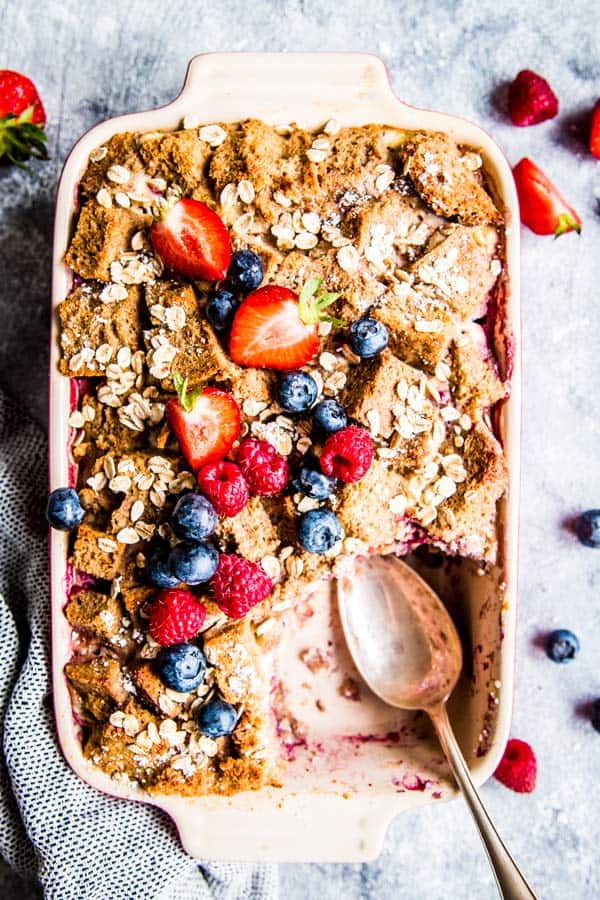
493,739 -> 537,793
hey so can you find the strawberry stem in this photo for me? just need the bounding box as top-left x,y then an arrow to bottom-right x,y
298,277 -> 344,327
173,373 -> 201,412
0,106 -> 49,167
554,213 -> 581,238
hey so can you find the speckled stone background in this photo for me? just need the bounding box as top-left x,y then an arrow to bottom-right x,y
1,1 -> 599,897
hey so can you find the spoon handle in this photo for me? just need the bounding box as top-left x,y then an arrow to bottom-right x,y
429,704 -> 537,900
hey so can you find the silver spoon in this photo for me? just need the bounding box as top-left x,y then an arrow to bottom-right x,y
338,555 -> 536,900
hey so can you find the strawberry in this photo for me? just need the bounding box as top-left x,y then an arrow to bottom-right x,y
166,375 -> 241,471
507,69 -> 558,127
229,277 -> 341,370
590,99 -> 600,160
150,198 -> 231,281
512,158 -> 581,237
0,70 -> 48,166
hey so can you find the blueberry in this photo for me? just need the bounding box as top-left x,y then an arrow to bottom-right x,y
297,509 -> 343,554
575,510 -> 600,548
294,466 -> 336,500
172,493 -> 217,541
46,487 -> 84,531
591,699 -> 600,733
156,643 -> 207,692
196,697 -> 238,738
169,541 -> 219,585
225,250 -> 264,295
146,543 -> 180,588
277,371 -> 318,413
545,629 -> 580,663
312,399 -> 347,434
206,289 -> 239,332
348,317 -> 388,358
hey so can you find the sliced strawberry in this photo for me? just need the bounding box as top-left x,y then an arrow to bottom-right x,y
150,198 -> 231,281
229,278 -> 341,370
512,158 -> 581,237
590,99 -> 600,160
166,376 -> 241,471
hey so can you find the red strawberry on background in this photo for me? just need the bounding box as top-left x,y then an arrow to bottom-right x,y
508,69 -> 558,127
229,277 -> 341,370
590,99 -> 600,160
166,375 -> 240,472
0,70 -> 48,166
150,198 -> 231,281
494,738 -> 537,793
513,158 -> 581,236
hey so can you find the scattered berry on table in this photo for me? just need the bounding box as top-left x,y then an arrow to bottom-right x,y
168,540 -> 219,585
206,289 -> 239,332
320,425 -> 374,483
590,99 -> 600,160
348,317 -> 388,358
210,553 -> 273,618
293,466 -> 336,500
156,643 -> 207,692
196,697 -> 238,738
507,69 -> 559,126
312,398 -> 347,434
149,198 -> 231,281
172,492 -> 218,541
0,69 -> 48,165
512,158 -> 581,237
297,508 -> 343,554
236,438 -> 289,496
545,629 -> 580,663
46,487 -> 84,531
197,460 -> 249,517
591,699 -> 600,733
225,249 -> 264,294
146,543 -> 181,588
277,371 -> 318,413
149,588 -> 207,646
493,738 -> 537,793
575,509 -> 600,548
166,376 -> 241,472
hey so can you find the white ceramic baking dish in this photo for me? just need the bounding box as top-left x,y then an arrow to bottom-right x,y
49,52 -> 521,862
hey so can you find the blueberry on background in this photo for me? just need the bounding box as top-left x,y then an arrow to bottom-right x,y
168,540 -> 219,585
575,509 -> 600,548
277,371 -> 318,413
172,492 -> 217,541
545,629 -> 580,663
591,699 -> 600,733
46,487 -> 84,531
294,466 -> 336,500
312,399 -> 347,434
146,543 -> 181,588
156,643 -> 207,692
348,317 -> 388,358
225,250 -> 264,294
206,289 -> 239,332
297,508 -> 343,554
196,697 -> 238,737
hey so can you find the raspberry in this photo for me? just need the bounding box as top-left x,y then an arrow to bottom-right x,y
210,553 -> 273,619
197,460 -> 249,517
149,588 -> 206,646
494,739 -> 537,793
320,425 -> 374,483
236,439 -> 289,496
508,70 -> 558,127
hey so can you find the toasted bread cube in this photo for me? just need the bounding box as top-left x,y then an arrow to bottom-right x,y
65,203 -> 149,281
65,590 -> 123,641
336,458 -> 410,549
374,284 -> 454,373
216,497 -> 281,561
209,119 -> 286,194
130,661 -> 182,718
79,132 -> 144,201
137,128 -> 215,202
450,326 -> 507,419
71,523 -> 130,580
65,657 -> 128,720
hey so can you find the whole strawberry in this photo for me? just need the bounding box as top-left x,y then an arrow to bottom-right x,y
211,553 -> 273,619
508,69 -> 558,127
494,738 -> 537,793
149,588 -> 207,646
236,439 -> 289,496
0,70 -> 48,165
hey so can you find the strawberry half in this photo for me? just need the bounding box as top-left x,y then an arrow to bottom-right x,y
0,70 -> 48,166
590,99 -> 600,160
229,278 -> 341,370
166,375 -> 241,471
508,69 -> 558,127
513,158 -> 581,237
150,198 -> 231,281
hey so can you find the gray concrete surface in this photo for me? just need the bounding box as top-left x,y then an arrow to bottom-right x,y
1,0 -> 599,897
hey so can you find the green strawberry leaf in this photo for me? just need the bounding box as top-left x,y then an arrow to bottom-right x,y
173,373 -> 201,412
0,106 -> 49,168
298,277 -> 344,327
